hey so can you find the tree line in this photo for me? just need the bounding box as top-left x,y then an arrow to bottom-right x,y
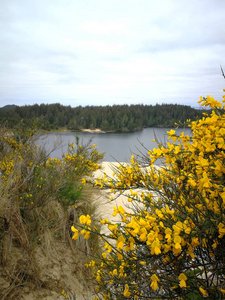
0,102 -> 205,132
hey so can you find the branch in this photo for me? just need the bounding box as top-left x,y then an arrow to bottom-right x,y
220,65 -> 225,79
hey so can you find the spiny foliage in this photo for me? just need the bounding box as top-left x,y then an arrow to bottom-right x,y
72,92 -> 225,299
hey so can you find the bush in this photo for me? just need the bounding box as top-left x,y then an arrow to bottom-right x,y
0,123 -> 104,299
73,92 -> 225,299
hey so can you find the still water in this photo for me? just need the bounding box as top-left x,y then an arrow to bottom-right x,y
37,127 -> 191,162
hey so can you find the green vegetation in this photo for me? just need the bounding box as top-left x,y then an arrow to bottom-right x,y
1,91 -> 223,299
0,122 -> 104,299
72,92 -> 225,299
0,102 -> 204,132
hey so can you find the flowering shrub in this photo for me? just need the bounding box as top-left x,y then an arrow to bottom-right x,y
0,127 -> 103,211
0,124 -> 103,298
72,92 -> 225,299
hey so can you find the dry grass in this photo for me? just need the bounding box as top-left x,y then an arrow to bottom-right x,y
0,127 -> 103,299
0,184 -> 102,299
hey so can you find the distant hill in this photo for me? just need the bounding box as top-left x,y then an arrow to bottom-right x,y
0,104 -> 17,112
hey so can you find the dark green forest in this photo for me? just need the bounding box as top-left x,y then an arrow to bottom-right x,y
0,103 -> 204,132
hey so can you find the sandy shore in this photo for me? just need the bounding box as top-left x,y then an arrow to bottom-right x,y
94,161 -> 139,224
81,128 -> 105,133
94,161 -> 124,179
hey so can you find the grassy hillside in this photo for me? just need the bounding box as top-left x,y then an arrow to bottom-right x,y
0,124 -> 104,299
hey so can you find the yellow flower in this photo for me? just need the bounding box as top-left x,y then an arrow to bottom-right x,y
123,284 -> 131,297
199,287 -> 207,296
71,226 -> 79,240
174,235 -> 182,250
187,178 -> 197,188
150,274 -> 159,290
84,230 -> 91,239
218,223 -> 225,238
191,237 -> 199,247
178,273 -> 187,288
116,235 -> 125,250
151,239 -> 161,255
81,178 -> 86,185
139,227 -> 147,242
184,226 -> 191,234
112,206 -> 118,217
167,129 -> 176,136
108,224 -> 118,232
118,205 -> 125,215
79,215 -> 91,226
112,269 -> 118,276
79,215 -> 86,224
165,227 -> 172,241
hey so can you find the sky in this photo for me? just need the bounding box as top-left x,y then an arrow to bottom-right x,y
0,0 -> 225,108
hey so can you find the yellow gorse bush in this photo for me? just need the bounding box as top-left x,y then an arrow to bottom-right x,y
73,92 -> 225,299
0,123 -> 104,298
0,128 -> 103,209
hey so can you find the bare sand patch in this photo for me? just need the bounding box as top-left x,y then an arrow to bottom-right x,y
81,128 -> 104,133
93,162 -> 141,226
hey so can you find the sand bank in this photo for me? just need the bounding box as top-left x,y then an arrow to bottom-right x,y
81,128 -> 105,133
93,161 -> 141,224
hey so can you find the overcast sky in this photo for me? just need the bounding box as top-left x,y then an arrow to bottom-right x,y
0,0 -> 225,108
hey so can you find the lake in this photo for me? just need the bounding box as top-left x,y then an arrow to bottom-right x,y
37,127 -> 191,162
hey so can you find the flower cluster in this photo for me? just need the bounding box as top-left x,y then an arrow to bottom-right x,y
0,129 -> 103,210
71,214 -> 92,240
0,123 -> 104,299
73,91 -> 225,299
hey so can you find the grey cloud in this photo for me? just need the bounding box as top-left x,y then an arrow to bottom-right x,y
138,0 -> 225,54
139,28 -> 225,54
0,0 -> 55,26
0,0 -> 224,108
42,60 -> 80,85
0,0 -> 79,63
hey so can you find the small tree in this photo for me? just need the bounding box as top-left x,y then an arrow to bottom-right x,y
72,91 -> 225,299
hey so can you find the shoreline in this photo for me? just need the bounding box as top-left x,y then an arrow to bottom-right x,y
39,126 -> 188,136
93,161 -> 135,229
81,128 -> 105,133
